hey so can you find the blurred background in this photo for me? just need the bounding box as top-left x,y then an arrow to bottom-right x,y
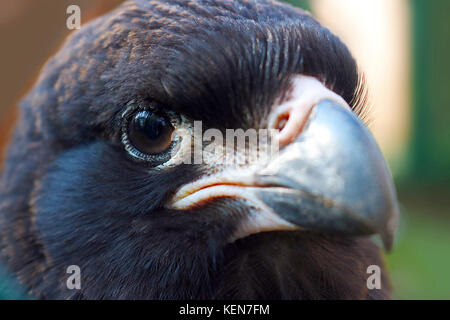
0,0 -> 449,299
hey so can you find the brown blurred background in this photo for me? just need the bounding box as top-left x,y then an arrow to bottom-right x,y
0,0 -> 449,299
0,0 -> 122,160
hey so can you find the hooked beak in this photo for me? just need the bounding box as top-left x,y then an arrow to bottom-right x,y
169,99 -> 399,251
253,100 -> 399,250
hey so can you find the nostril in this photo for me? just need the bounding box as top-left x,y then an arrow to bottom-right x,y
274,106 -> 313,147
268,75 -> 352,147
274,113 -> 289,132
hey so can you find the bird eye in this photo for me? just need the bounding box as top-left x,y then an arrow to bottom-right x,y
121,105 -> 176,163
128,110 -> 174,155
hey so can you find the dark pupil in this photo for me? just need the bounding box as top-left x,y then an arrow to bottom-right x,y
129,111 -> 173,155
135,111 -> 165,139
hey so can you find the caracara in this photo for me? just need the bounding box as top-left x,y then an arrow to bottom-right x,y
0,0 -> 398,299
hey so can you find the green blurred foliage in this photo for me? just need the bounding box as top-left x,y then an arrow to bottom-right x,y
284,0 -> 310,11
393,0 -> 450,299
387,199 -> 450,299
409,0 -> 450,184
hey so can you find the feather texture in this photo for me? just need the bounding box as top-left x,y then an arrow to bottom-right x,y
0,0 -> 387,299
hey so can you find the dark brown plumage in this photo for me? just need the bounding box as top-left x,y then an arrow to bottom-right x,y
0,0 -> 394,299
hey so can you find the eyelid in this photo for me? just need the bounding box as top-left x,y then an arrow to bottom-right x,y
121,103 -> 159,120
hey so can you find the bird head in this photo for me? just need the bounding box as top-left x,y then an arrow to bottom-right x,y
0,0 -> 398,299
